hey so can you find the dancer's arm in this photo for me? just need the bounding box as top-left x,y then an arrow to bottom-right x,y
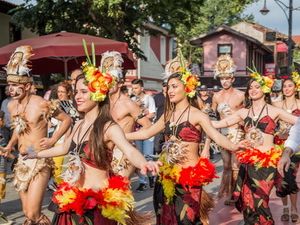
275,106 -> 298,125
25,122 -> 78,159
40,101 -> 72,149
197,111 -> 246,152
126,115 -> 165,141
211,109 -> 243,128
128,101 -> 152,128
108,123 -> 160,175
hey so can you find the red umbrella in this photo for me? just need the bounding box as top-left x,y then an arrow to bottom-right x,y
0,31 -> 135,78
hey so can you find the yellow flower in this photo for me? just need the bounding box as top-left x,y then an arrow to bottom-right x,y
55,190 -> 77,208
102,188 -> 134,225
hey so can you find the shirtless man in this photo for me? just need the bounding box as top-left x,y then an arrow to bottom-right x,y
100,51 -> 152,177
211,55 -> 245,204
1,46 -> 72,224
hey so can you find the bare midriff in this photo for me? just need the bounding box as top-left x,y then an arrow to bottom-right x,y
77,162 -> 110,190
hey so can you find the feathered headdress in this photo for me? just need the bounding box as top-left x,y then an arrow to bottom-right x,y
81,40 -> 116,102
164,50 -> 200,98
213,54 -> 236,79
248,67 -> 274,93
291,71 -> 300,91
100,51 -> 124,81
4,45 -> 34,83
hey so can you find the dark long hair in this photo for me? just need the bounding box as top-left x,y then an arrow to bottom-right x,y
163,73 -> 199,122
75,74 -> 115,170
244,79 -> 271,108
282,78 -> 300,99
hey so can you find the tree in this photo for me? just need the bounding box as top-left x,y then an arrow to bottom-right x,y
11,0 -> 254,61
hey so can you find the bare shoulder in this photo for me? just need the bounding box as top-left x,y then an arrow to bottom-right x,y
235,89 -> 245,97
7,99 -> 16,112
190,106 -> 208,120
32,95 -> 48,107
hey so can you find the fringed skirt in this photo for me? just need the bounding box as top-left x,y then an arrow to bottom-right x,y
233,164 -> 276,225
52,209 -> 117,225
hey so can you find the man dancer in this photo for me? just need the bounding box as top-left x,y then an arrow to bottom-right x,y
100,51 -> 152,177
212,55 -> 245,205
131,79 -> 156,191
1,46 -> 72,224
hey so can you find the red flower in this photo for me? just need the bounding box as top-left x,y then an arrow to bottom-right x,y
178,158 -> 217,188
242,184 -> 255,210
108,176 -> 129,191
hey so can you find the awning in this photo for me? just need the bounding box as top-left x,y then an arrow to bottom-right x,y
276,42 -> 288,53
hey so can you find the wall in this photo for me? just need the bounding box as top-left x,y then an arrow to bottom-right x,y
0,13 -> 10,47
202,32 -> 247,76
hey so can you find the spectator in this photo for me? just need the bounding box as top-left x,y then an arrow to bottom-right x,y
70,69 -> 83,90
0,86 -> 11,130
131,79 -> 156,191
153,81 -> 167,154
0,110 -> 13,224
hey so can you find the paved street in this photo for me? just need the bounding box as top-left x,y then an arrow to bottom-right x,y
1,153 -> 299,225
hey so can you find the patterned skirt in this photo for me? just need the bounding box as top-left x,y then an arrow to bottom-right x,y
233,164 -> 276,225
154,181 -> 204,225
275,152 -> 300,197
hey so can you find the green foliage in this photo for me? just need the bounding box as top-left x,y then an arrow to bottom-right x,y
294,48 -> 300,63
11,0 -> 254,62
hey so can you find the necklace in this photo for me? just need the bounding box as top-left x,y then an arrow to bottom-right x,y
163,105 -> 190,164
169,105 -> 190,139
245,104 -> 267,147
11,95 -> 31,135
61,120 -> 93,184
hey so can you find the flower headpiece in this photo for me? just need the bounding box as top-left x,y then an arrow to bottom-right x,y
213,54 -> 236,79
248,67 -> 274,93
4,45 -> 34,84
291,71 -> 300,91
82,40 -> 116,102
164,50 -> 200,98
100,51 -> 124,81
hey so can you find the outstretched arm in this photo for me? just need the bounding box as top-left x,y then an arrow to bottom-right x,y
108,124 -> 160,175
211,110 -> 243,129
276,106 -> 298,125
198,111 -> 239,151
126,115 -> 165,141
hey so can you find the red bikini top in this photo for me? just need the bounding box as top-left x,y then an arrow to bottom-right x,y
165,107 -> 201,143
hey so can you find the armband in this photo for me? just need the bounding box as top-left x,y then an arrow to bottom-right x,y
135,112 -> 145,122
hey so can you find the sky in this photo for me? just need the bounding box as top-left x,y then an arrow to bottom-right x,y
244,0 -> 300,35
8,0 -> 300,36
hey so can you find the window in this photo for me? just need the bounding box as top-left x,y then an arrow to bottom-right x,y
218,44 -> 232,56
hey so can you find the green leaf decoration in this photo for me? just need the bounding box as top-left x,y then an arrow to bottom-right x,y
82,39 -> 92,65
91,42 -> 96,66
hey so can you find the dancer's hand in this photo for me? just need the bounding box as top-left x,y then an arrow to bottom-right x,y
235,139 -> 252,151
40,137 -> 55,149
0,146 -> 12,157
23,151 -> 38,160
277,148 -> 292,177
140,160 -> 162,176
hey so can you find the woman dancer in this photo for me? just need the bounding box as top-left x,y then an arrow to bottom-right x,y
126,56 -> 248,225
273,72 -> 300,223
212,71 -> 298,224
26,50 -> 159,224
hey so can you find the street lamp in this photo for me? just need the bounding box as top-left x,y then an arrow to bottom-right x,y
260,0 -> 297,75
